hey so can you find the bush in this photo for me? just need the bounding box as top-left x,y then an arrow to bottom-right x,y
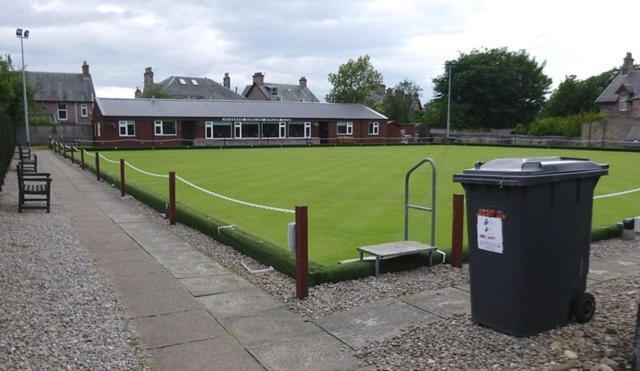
518,112 -> 604,137
29,116 -> 55,126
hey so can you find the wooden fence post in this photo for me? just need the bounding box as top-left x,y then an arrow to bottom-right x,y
70,147 -> 75,163
451,194 -> 464,268
169,172 -> 176,225
80,149 -> 85,170
295,205 -> 309,299
120,159 -> 126,197
95,151 -> 100,181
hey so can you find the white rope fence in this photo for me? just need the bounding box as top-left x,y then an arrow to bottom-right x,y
175,175 -> 295,214
82,149 -> 95,157
98,153 -> 119,164
124,161 -> 169,178
594,187 -> 640,200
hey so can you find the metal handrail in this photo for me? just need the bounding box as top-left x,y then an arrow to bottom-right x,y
404,158 -> 436,247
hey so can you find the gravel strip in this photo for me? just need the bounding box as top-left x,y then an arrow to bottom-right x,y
0,166 -> 147,369
591,236 -> 640,259
357,271 -> 639,370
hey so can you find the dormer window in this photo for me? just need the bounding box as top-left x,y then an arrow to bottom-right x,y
191,79 -> 198,85
266,86 -> 278,95
619,94 -> 629,111
179,78 -> 186,85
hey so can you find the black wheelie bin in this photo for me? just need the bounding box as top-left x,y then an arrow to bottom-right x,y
453,157 -> 608,337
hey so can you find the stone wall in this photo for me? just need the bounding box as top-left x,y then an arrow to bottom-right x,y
16,124 -> 93,145
582,118 -> 640,148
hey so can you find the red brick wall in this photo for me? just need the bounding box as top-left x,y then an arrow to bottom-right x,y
245,85 -> 267,101
600,101 -> 640,119
35,101 -> 93,125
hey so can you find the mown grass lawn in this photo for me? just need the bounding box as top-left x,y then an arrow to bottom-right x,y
93,145 -> 640,265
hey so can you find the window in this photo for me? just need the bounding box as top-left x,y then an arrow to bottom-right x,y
304,122 -> 311,138
619,94 -> 629,111
95,123 -> 101,137
81,104 -> 88,117
267,86 -> 278,95
205,121 -> 231,138
262,123 -> 280,138
337,121 -> 353,136
368,122 -> 379,135
191,79 -> 199,85
154,120 -> 177,136
234,122 -> 241,138
179,78 -> 186,85
57,104 -> 67,121
279,122 -> 286,138
289,122 -> 312,138
240,122 -> 259,138
119,120 -> 135,137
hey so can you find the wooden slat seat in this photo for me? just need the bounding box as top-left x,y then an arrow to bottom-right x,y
17,164 -> 52,213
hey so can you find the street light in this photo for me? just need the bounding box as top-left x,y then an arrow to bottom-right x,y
445,61 -> 453,140
16,28 -> 30,146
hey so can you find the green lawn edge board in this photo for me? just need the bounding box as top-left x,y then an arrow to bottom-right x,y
74,149 -> 624,285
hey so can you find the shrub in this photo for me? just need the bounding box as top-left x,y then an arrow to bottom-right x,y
29,116 -> 55,126
518,112 -> 604,137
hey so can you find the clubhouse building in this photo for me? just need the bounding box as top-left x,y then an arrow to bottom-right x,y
92,98 -> 415,147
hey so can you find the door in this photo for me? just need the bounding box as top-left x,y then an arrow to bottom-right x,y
319,122 -> 329,144
182,121 -> 196,145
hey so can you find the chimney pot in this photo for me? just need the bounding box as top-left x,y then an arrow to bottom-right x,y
144,67 -> 154,90
82,61 -> 90,78
223,72 -> 230,88
299,76 -> 307,88
253,72 -> 264,85
622,52 -> 635,74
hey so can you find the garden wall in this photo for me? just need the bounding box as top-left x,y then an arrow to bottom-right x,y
17,124 -> 93,145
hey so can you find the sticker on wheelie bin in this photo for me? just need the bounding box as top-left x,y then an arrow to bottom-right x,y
477,214 -> 503,254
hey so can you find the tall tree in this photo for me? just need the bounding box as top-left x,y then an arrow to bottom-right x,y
0,55 -> 33,124
428,48 -> 552,129
542,68 -> 618,117
326,55 -> 383,104
381,79 -> 422,123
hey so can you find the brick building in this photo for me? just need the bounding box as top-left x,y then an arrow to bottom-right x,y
137,67 -> 245,100
26,61 -> 95,125
242,72 -> 319,102
596,52 -> 640,118
91,97 -> 416,147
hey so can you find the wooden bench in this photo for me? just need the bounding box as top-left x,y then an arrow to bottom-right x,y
17,164 -> 52,213
20,154 -> 38,174
18,145 -> 31,161
358,241 -> 436,277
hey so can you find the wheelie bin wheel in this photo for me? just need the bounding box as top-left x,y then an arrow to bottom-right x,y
572,293 -> 596,324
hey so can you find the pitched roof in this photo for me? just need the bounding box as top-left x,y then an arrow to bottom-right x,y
596,70 -> 640,103
155,76 -> 245,100
26,71 -> 95,102
243,82 -> 319,102
96,97 -> 386,120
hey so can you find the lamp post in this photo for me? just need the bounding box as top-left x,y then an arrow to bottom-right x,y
16,28 -> 30,146
445,61 -> 453,140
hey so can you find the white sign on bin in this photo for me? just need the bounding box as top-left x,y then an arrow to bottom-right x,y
477,215 -> 503,254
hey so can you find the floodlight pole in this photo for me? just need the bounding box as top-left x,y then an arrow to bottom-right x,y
446,62 -> 452,141
17,29 -> 31,146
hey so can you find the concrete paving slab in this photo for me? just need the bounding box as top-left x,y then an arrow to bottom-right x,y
118,222 -> 187,248
150,248 -> 213,265
162,258 -> 229,279
220,306 -> 321,347
199,289 -> 283,319
89,248 -> 152,263
148,337 -> 263,371
130,310 -> 225,350
124,287 -> 202,319
109,270 -> 182,294
401,287 -> 471,318
248,332 -> 358,371
589,257 -> 640,281
74,230 -> 133,245
82,238 -> 140,254
180,274 -> 254,297
454,282 -> 471,293
99,256 -> 165,277
315,298 -> 438,349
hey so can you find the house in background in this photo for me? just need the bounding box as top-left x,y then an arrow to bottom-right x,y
368,83 -> 422,111
242,72 -> 319,102
26,61 -> 95,125
136,67 -> 245,100
596,53 -> 640,118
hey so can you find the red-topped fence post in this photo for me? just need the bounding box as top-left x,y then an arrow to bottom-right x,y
169,172 -> 176,225
451,194 -> 464,268
120,159 -> 126,197
295,205 -> 309,299
95,151 -> 100,181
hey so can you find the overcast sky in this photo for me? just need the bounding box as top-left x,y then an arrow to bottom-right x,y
1,0 -> 638,102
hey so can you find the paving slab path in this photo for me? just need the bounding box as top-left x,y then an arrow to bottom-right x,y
41,151 -> 358,371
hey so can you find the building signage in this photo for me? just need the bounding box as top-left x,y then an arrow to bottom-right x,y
222,117 -> 291,122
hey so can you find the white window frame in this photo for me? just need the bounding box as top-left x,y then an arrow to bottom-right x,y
191,79 -> 199,85
118,120 -> 135,137
80,104 -> 88,117
304,122 -> 311,138
57,104 -> 67,121
337,121 -> 353,136
154,120 -> 177,136
95,123 -> 101,137
179,78 -> 186,85
619,94 -> 629,111
279,122 -> 286,138
205,121 -> 213,139
234,122 -> 241,138
368,122 -> 379,136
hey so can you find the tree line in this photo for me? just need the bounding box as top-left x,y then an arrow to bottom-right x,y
325,49 -> 622,136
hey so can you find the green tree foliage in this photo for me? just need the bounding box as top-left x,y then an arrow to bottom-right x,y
428,48 -> 552,129
142,84 -> 172,99
514,112 -> 604,137
0,55 -> 34,124
542,69 -> 618,117
326,55 -> 383,104
381,79 -> 422,123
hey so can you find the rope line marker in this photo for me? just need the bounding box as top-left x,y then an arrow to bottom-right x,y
124,161 -> 169,178
594,187 -> 640,200
175,174 -> 295,214
98,153 -> 119,164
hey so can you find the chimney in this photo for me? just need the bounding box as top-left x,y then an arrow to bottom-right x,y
82,61 -> 90,79
376,84 -> 386,94
223,72 -> 230,88
144,67 -> 154,90
253,72 -> 264,85
299,76 -> 307,88
134,87 -> 142,98
621,52 -> 634,75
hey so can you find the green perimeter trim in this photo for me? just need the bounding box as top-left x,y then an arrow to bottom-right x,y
591,224 -> 623,241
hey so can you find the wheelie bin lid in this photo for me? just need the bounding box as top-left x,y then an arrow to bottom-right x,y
453,157 -> 608,186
